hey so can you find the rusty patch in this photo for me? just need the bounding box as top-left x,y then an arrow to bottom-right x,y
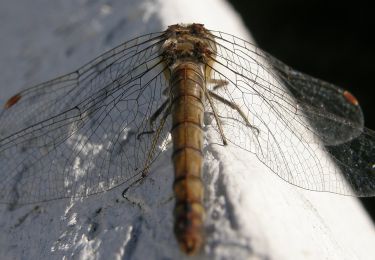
343,90 -> 359,106
4,93 -> 22,109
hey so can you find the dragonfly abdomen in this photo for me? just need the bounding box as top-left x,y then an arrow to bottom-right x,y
170,62 -> 206,255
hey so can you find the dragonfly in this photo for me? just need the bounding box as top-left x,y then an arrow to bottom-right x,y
0,23 -> 374,255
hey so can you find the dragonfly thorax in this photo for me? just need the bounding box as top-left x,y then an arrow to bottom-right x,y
161,23 -> 216,70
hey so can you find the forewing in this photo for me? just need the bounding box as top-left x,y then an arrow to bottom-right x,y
0,32 -> 171,204
269,56 -> 364,146
207,31 -> 375,196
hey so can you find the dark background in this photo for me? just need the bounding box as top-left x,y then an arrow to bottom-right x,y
228,0 -> 375,222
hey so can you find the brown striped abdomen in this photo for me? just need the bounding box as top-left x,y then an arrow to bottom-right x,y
170,62 -> 205,255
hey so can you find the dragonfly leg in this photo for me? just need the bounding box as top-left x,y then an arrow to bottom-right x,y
137,130 -> 156,140
205,87 -> 228,145
137,99 -> 170,140
141,113 -> 168,177
122,114 -> 169,197
122,178 -> 144,198
150,99 -> 169,126
208,90 -> 260,135
209,79 -> 229,90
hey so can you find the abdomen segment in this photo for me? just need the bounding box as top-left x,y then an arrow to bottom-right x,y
170,62 -> 206,255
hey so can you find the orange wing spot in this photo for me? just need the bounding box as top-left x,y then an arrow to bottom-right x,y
343,90 -> 359,106
4,93 -> 22,109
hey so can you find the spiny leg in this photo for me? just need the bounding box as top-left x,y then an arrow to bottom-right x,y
122,109 -> 169,198
208,79 -> 229,91
136,98 -> 170,139
150,99 -> 169,126
141,109 -> 169,178
204,87 -> 228,145
208,90 -> 260,135
209,78 -> 260,135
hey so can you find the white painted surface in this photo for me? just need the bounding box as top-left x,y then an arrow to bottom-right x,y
0,0 -> 374,259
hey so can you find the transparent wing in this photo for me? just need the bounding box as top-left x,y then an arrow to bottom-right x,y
208,31 -> 375,196
269,57 -> 364,146
1,28 -> 374,205
0,32 -> 172,204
